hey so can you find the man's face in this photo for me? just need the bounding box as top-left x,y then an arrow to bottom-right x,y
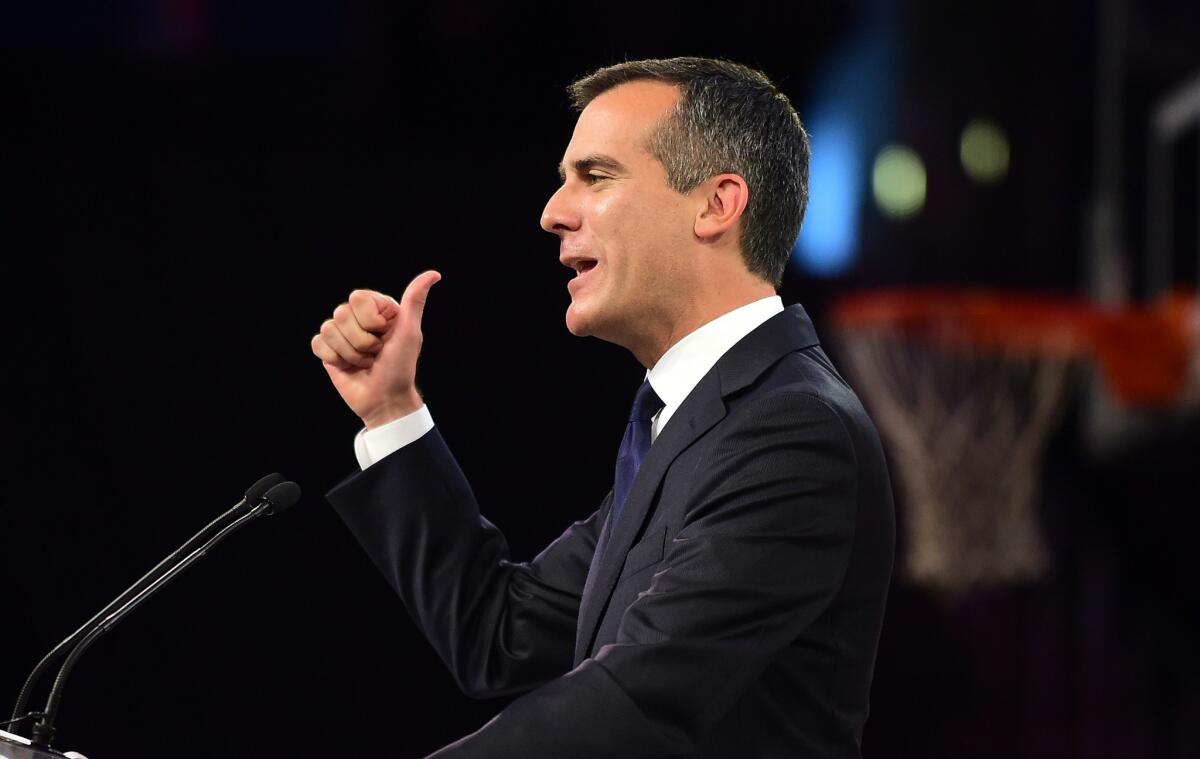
541,81 -> 698,355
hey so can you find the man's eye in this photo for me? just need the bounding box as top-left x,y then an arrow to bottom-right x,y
585,172 -> 610,184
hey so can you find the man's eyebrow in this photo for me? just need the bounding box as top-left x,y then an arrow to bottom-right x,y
556,154 -> 627,183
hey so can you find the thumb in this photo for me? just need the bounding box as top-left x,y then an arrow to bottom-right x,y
400,270 -> 442,326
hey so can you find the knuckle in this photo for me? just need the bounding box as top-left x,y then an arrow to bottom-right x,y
345,298 -> 379,329
311,338 -> 336,364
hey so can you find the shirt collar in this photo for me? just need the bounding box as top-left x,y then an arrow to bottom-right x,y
646,295 -> 785,413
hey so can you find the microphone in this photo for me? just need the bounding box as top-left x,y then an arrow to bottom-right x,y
8,473 -> 291,740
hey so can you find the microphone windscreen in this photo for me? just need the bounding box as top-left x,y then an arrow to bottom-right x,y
261,481 -> 302,515
245,473 -> 286,505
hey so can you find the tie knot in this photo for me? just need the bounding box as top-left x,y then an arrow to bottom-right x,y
629,380 -> 665,423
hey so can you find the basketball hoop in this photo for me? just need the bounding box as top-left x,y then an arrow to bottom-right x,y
831,289 -> 1196,598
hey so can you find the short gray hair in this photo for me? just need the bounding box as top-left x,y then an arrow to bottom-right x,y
568,57 -> 810,286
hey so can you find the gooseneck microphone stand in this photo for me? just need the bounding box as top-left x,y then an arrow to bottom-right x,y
7,473 -> 297,752
26,481 -> 301,750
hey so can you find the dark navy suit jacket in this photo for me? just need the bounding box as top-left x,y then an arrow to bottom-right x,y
327,304 -> 895,758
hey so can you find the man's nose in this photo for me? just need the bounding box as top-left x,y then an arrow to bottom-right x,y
540,184 -> 580,235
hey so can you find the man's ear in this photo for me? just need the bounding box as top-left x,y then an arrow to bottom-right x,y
693,174 -> 749,242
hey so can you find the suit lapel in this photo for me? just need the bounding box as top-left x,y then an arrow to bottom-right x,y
572,304 -> 822,664
574,374 -> 727,664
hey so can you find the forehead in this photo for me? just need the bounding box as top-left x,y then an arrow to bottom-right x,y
563,80 -> 680,161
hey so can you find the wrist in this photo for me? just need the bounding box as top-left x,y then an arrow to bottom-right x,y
363,390 -> 424,430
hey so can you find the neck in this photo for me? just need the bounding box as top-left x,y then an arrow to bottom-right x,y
629,279 -> 777,368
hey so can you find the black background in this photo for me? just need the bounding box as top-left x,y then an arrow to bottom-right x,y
3,2 -> 1198,757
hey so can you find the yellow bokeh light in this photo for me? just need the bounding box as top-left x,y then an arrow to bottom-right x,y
872,145 -> 926,219
960,118 -> 1010,184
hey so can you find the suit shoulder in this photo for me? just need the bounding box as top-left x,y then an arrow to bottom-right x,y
715,346 -> 886,477
739,346 -> 870,424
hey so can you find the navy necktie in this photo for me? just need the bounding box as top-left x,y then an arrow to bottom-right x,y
612,380 -> 665,527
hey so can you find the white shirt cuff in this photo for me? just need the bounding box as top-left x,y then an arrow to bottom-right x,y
353,404 -> 435,470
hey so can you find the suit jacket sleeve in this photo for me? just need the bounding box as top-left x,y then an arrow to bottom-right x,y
426,391 -> 863,758
327,427 -> 606,698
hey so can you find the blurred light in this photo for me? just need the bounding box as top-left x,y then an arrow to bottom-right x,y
793,116 -> 864,276
960,118 -> 1010,184
872,145 -> 926,219
790,1 -> 902,279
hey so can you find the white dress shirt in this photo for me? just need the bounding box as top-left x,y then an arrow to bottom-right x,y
354,295 -> 785,469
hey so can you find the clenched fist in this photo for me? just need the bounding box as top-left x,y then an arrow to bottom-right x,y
311,270 -> 441,429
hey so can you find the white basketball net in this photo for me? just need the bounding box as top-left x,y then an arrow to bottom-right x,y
838,329 -> 1075,598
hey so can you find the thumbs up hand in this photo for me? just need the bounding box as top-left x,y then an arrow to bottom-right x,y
311,270 -> 441,428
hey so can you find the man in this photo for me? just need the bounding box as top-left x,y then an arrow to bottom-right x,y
312,57 -> 894,758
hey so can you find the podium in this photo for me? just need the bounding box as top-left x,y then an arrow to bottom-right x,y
0,731 -> 86,759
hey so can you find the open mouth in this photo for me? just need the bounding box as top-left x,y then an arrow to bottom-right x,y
573,259 -> 598,275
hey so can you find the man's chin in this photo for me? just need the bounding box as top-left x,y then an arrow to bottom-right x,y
564,306 -> 592,337
564,300 -> 599,337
